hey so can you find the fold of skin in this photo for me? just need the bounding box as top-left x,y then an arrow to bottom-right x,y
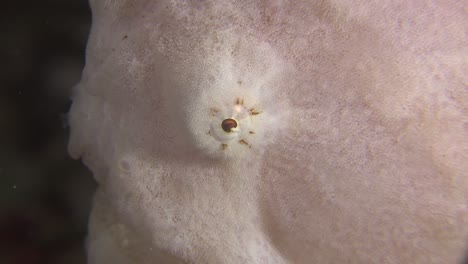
68,0 -> 467,263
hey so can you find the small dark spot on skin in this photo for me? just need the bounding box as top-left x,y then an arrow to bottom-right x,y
210,108 -> 219,116
235,98 -> 244,105
221,118 -> 238,132
221,144 -> 228,150
249,131 -> 255,134
237,80 -> 242,85
122,35 -> 128,40
249,108 -> 262,115
239,139 -> 249,146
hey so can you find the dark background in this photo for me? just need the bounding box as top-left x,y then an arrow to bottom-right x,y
0,1 -> 95,263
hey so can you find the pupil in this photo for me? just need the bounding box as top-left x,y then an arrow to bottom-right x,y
221,118 -> 238,132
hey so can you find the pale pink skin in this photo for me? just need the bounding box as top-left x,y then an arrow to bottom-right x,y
69,0 -> 467,263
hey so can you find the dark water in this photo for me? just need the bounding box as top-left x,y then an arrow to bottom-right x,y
0,1 -> 95,263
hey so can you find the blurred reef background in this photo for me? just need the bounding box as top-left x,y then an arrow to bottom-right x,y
0,1 -> 95,263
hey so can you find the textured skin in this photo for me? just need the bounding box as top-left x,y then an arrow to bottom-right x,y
68,0 -> 467,263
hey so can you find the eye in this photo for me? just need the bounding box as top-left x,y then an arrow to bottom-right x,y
188,93 -> 277,158
209,103 -> 252,144
221,118 -> 238,132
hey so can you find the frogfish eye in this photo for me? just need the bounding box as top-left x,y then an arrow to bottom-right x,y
221,118 -> 238,133
208,103 -> 251,144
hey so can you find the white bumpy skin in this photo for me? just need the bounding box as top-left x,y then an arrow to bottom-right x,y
68,0 -> 467,263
